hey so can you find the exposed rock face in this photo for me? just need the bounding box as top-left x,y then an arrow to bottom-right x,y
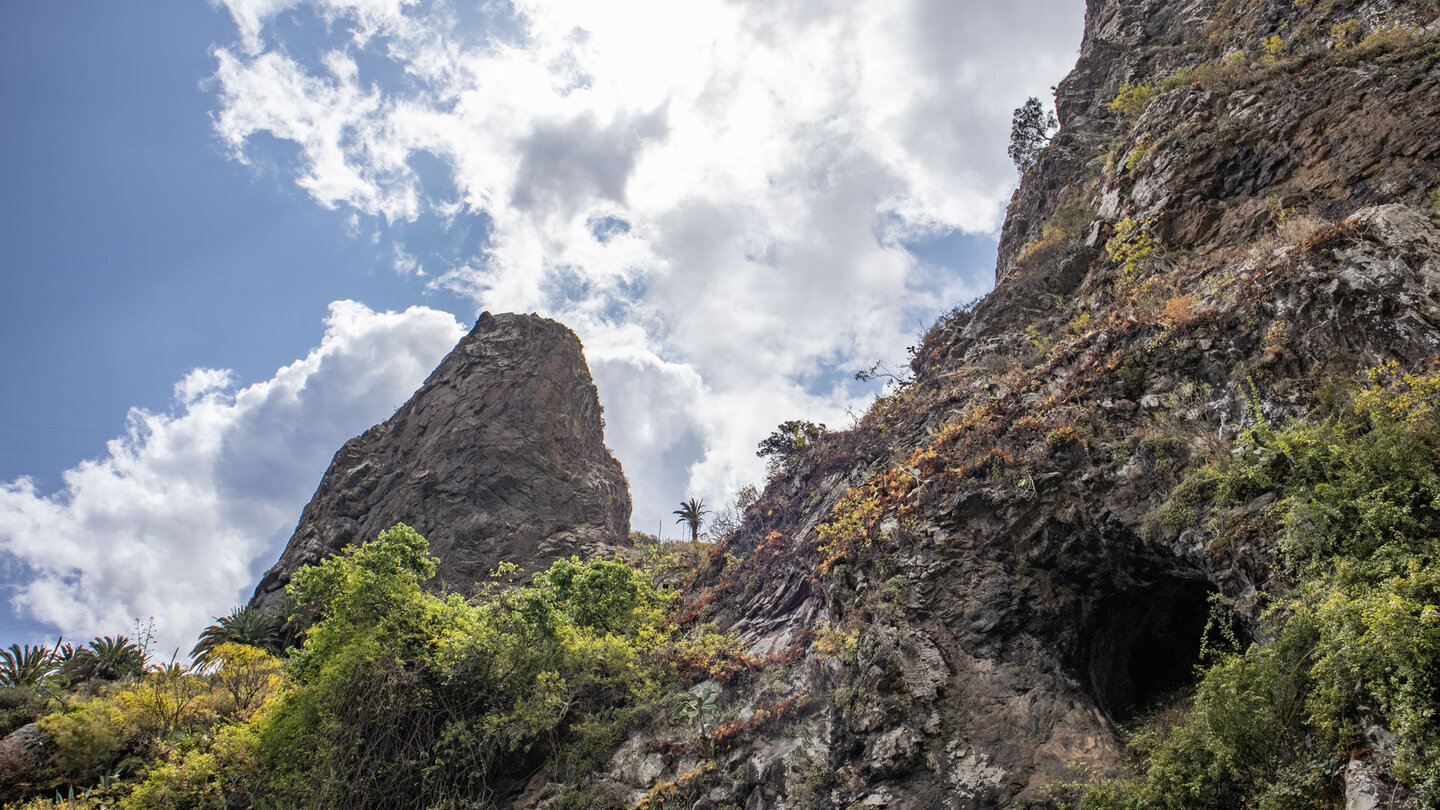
0,723 -> 50,804
251,313 -> 631,613
535,1 -> 1440,808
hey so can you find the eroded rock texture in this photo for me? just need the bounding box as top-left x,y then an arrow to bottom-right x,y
250,312 -> 631,613
531,1 -> 1440,808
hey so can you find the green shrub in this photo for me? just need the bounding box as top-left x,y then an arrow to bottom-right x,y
1104,217 -> 1161,288
1261,34 -> 1285,62
1156,68 -> 1195,92
1424,187 -> 1440,213
246,524 -> 687,808
123,720 -> 269,810
1093,364 -> 1440,806
1108,82 -> 1155,117
0,686 -> 51,738
1331,19 -> 1364,49
39,697 -> 128,781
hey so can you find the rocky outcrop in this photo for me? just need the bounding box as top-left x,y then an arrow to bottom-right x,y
534,1 -> 1440,808
250,312 -> 631,614
0,723 -> 50,803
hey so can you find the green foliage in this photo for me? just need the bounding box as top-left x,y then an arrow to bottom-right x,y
61,637 -> 145,683
1008,96 -> 1057,171
1331,19 -> 1364,49
1425,187 -> 1440,214
123,720 -> 270,810
4,522 -> 734,808
205,643 -> 281,717
1261,34 -> 1286,62
758,420 -> 826,459
673,498 -> 709,541
1014,198 -> 1093,272
1094,365 -> 1440,806
118,661 -> 210,742
247,525 -> 683,808
1156,68 -> 1195,93
40,697 -> 128,781
0,643 -> 60,689
674,688 -> 719,735
758,419 -> 827,476
190,606 -> 280,669
1104,217 -> 1161,289
1123,134 -> 1151,172
1107,82 -> 1155,117
0,685 -> 52,738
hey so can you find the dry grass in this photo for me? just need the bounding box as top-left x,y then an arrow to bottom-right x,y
1160,294 -> 1197,330
1276,211 -> 1331,244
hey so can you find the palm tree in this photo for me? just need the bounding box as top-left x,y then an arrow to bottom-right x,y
0,643 -> 59,688
191,606 -> 280,668
59,636 -> 144,682
673,498 -> 708,541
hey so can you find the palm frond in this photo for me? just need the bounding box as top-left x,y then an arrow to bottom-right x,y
0,642 -> 59,688
191,606 -> 281,668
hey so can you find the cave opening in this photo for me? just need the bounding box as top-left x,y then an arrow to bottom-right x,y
1080,576 -> 1223,723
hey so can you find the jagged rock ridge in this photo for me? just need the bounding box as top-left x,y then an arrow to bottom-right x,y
250,312 -> 631,614
529,1 -> 1440,808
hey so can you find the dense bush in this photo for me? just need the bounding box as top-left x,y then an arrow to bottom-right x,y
120,525 -> 697,809
0,524 -> 726,809
1085,364 -> 1440,807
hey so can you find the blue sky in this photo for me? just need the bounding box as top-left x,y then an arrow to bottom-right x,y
1,2 -> 467,479
0,0 -> 1082,654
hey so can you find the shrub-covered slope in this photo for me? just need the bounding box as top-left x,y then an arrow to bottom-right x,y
3,1 -> 1440,808
552,1 -> 1440,807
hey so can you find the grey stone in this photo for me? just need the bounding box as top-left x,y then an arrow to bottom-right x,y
251,313 -> 631,612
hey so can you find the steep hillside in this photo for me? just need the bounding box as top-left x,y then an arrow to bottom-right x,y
5,1 -> 1439,808
251,312 -> 632,614
553,1 -> 1440,808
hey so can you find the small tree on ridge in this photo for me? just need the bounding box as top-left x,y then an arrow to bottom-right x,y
1008,96 -> 1058,172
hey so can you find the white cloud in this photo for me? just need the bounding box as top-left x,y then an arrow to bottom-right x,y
0,302 -> 465,656
205,0 -> 1081,530
174,367 -> 236,405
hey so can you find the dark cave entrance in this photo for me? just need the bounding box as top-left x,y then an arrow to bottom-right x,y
1080,576 -> 1221,723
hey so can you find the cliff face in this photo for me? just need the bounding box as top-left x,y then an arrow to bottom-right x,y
542,1 -> 1440,808
250,312 -> 631,614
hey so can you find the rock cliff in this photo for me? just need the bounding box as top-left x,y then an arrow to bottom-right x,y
536,1 -> 1440,807
250,312 -> 631,614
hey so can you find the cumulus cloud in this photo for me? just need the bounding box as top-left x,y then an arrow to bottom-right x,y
0,301 -> 465,655
207,0 -> 1081,529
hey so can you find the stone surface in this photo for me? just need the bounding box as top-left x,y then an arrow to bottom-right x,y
251,312 -> 631,613
0,723 -> 51,803
528,1 -> 1440,807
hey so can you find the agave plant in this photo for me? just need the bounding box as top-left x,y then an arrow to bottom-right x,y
191,606 -> 280,669
0,642 -> 60,688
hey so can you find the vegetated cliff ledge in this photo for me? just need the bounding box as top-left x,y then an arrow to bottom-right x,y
531,0 -> 1440,808
250,312 -> 632,615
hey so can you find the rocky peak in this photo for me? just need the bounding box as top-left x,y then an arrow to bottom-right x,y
547,1 -> 1440,807
250,312 -> 631,614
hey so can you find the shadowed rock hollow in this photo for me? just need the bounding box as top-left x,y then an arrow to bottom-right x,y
250,312 -> 631,614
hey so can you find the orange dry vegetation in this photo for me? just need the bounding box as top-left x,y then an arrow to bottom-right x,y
1160,293 -> 1196,328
